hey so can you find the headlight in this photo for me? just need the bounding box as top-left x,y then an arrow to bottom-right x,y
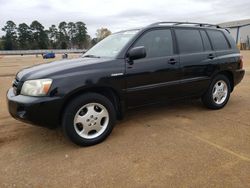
21,79 -> 53,96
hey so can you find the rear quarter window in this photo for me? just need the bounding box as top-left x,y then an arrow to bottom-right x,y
175,29 -> 203,54
224,31 -> 238,50
207,30 -> 230,50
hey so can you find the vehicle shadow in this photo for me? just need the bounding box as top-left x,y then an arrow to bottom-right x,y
124,98 -> 205,121
4,99 -> 206,151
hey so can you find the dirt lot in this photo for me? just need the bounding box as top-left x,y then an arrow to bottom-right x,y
0,52 -> 250,187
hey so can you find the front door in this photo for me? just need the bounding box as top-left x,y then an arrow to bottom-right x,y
125,28 -> 181,107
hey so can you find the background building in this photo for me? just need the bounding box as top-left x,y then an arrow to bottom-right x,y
219,19 -> 250,50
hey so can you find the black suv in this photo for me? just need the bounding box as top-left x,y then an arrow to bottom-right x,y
7,22 -> 245,146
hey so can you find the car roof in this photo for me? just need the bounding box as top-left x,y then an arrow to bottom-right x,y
148,21 -> 220,27
115,22 -> 228,34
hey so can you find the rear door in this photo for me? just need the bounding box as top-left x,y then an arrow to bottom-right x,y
206,29 -> 236,69
174,28 -> 215,97
125,28 -> 181,107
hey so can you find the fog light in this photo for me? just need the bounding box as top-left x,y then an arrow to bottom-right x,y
17,106 -> 26,119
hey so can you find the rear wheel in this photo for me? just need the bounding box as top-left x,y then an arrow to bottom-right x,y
202,75 -> 231,109
62,93 -> 116,146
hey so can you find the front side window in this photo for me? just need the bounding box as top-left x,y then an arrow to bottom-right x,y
175,29 -> 203,53
207,30 -> 230,50
133,29 -> 174,58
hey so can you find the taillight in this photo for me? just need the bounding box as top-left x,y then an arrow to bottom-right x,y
239,55 -> 243,69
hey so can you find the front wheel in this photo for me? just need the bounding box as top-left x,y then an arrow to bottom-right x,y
202,75 -> 231,109
62,93 -> 116,146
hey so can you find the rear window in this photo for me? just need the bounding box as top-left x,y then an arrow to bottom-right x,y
175,29 -> 203,53
207,30 -> 230,50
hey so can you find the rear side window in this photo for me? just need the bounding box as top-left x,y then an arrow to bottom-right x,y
200,30 -> 212,51
175,29 -> 203,53
133,29 -> 173,58
207,30 -> 230,50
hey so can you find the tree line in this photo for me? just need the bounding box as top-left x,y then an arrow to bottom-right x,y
0,20 -> 111,50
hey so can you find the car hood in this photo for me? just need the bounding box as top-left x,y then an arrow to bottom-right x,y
17,57 -> 114,81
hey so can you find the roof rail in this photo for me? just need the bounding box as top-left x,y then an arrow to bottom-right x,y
149,22 -> 221,28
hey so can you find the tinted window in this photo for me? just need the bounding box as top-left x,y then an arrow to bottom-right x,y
175,29 -> 203,53
207,30 -> 230,50
133,29 -> 173,58
200,30 -> 212,51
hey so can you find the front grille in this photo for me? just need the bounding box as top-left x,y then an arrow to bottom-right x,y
12,77 -> 22,95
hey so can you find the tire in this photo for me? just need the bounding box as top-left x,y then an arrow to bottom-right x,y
62,93 -> 116,146
202,74 -> 231,109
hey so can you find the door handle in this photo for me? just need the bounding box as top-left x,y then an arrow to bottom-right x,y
168,58 -> 177,65
208,54 -> 214,59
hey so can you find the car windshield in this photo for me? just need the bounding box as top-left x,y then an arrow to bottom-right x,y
83,29 -> 139,58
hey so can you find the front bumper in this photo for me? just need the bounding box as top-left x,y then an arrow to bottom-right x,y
7,88 -> 63,128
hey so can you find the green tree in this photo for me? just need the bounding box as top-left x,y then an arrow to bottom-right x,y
58,21 -> 69,49
30,20 -> 49,49
48,24 -> 58,48
2,20 -> 18,50
91,37 -> 97,46
84,34 -> 92,49
68,22 -> 77,48
0,38 -> 3,50
17,23 -> 32,50
1,20 -> 92,50
75,21 -> 87,48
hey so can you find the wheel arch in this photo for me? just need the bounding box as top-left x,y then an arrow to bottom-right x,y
59,86 -> 124,126
213,70 -> 234,92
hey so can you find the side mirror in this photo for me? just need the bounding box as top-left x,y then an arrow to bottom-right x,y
127,46 -> 146,61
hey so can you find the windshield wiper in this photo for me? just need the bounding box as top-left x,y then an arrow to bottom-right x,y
83,54 -> 101,58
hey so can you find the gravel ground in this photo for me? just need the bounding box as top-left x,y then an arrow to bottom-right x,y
0,52 -> 249,187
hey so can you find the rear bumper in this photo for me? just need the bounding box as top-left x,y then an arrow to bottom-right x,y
233,69 -> 245,86
7,88 -> 63,128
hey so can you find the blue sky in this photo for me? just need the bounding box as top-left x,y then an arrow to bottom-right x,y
1,0 -> 250,37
